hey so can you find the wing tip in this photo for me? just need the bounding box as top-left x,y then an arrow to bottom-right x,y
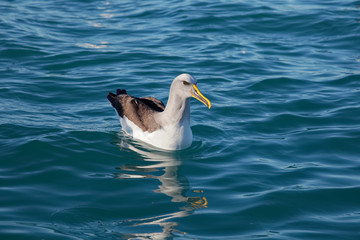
116,89 -> 127,95
107,89 -> 127,105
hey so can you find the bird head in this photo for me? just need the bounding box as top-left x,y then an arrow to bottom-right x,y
173,73 -> 211,109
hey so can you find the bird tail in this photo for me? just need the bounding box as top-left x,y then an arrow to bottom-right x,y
107,89 -> 127,106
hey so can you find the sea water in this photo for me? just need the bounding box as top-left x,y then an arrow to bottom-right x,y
1,0 -> 360,239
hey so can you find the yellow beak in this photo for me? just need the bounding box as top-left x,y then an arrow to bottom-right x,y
191,84 -> 211,109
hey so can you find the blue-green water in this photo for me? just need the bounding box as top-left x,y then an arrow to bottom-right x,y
1,0 -> 360,239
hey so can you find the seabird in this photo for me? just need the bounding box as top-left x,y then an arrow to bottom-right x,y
107,73 -> 211,150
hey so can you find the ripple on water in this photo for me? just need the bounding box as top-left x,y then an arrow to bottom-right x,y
1,0 -> 360,239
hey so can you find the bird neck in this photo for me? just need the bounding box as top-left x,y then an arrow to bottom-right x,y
161,89 -> 190,126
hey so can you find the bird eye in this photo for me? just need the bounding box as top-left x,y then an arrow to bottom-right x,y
182,81 -> 190,86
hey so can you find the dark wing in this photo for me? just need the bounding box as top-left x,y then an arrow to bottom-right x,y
107,89 -> 165,132
138,97 -> 165,112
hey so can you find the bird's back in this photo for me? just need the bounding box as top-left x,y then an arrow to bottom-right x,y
107,89 -> 165,133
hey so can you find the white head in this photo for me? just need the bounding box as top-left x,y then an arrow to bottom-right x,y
171,73 -> 211,108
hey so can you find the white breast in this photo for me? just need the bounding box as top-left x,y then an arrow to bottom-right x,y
119,116 -> 193,150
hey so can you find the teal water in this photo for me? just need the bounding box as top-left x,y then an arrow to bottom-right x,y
1,0 -> 360,239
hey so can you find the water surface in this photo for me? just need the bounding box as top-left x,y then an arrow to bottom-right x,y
1,0 -> 360,239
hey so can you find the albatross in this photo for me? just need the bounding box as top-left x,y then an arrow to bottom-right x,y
107,73 -> 211,150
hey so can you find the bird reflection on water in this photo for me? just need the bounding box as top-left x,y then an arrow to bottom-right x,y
114,135 -> 208,239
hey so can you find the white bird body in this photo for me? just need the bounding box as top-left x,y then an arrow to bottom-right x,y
107,74 -> 211,151
120,115 -> 193,150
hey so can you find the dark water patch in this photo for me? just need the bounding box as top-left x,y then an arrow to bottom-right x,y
327,74 -> 360,88
249,77 -> 313,92
0,222 -> 76,240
